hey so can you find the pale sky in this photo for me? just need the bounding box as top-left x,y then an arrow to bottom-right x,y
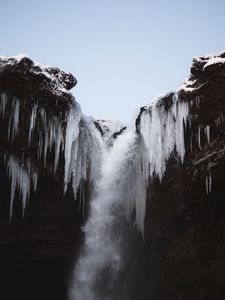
1,0 -> 225,122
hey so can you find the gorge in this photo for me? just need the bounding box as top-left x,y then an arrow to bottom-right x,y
0,52 -> 225,300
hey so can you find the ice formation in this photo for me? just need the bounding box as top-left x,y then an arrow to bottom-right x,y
139,93 -> 189,181
0,93 -> 66,172
0,92 -> 105,220
38,108 -> 65,170
206,172 -> 212,195
7,97 -> 20,141
206,125 -> 210,145
198,126 -> 202,150
0,89 -> 190,235
96,119 -> 125,142
69,92 -> 190,300
7,156 -> 38,221
64,103 -> 103,202
0,93 -> 8,118
69,129 -> 137,300
28,104 -> 37,146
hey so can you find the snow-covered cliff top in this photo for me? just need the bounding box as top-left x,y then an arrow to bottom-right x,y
0,55 -> 77,107
179,51 -> 225,93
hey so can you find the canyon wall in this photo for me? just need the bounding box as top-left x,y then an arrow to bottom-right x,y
0,52 -> 225,300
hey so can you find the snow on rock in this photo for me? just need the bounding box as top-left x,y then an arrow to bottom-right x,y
96,119 -> 125,139
203,56 -> 225,71
95,119 -> 127,148
178,51 -> 225,94
191,51 -> 225,74
0,54 -> 77,92
0,55 -> 77,111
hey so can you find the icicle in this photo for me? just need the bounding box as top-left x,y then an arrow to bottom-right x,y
11,98 -> 20,141
206,125 -> 210,146
205,176 -> 209,194
38,131 -> 43,160
209,171 -> 212,194
54,121 -> 64,173
196,96 -> 200,109
35,107 -> 65,172
28,104 -> 37,145
205,171 -> 212,195
0,93 -> 8,118
69,92 -> 194,299
140,93 -> 189,181
64,101 -> 82,193
32,172 -> 38,191
63,99 -> 103,209
7,156 -> 38,221
198,126 -> 202,150
7,97 -> 20,142
174,97 -> 189,162
43,129 -> 49,167
8,116 -> 12,139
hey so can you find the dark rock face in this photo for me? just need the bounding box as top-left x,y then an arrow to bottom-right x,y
1,52 -> 225,300
0,55 -> 83,300
0,55 -> 77,112
125,52 -> 225,300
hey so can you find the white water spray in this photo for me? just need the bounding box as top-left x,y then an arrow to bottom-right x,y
0,91 -> 189,298
69,93 -> 189,300
69,129 -> 138,300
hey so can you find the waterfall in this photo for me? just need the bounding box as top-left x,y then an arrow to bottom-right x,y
69,128 -> 138,300
0,89 -> 189,298
69,93 -> 189,300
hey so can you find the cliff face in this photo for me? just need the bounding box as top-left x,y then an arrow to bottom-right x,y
129,52 -> 225,300
0,55 -> 82,300
0,52 -> 225,300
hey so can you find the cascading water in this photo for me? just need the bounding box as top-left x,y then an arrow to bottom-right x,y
68,92 -> 190,300
0,88 -> 194,299
0,52 -> 223,300
69,129 -> 138,300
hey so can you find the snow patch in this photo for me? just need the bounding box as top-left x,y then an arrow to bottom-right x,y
203,57 -> 225,71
